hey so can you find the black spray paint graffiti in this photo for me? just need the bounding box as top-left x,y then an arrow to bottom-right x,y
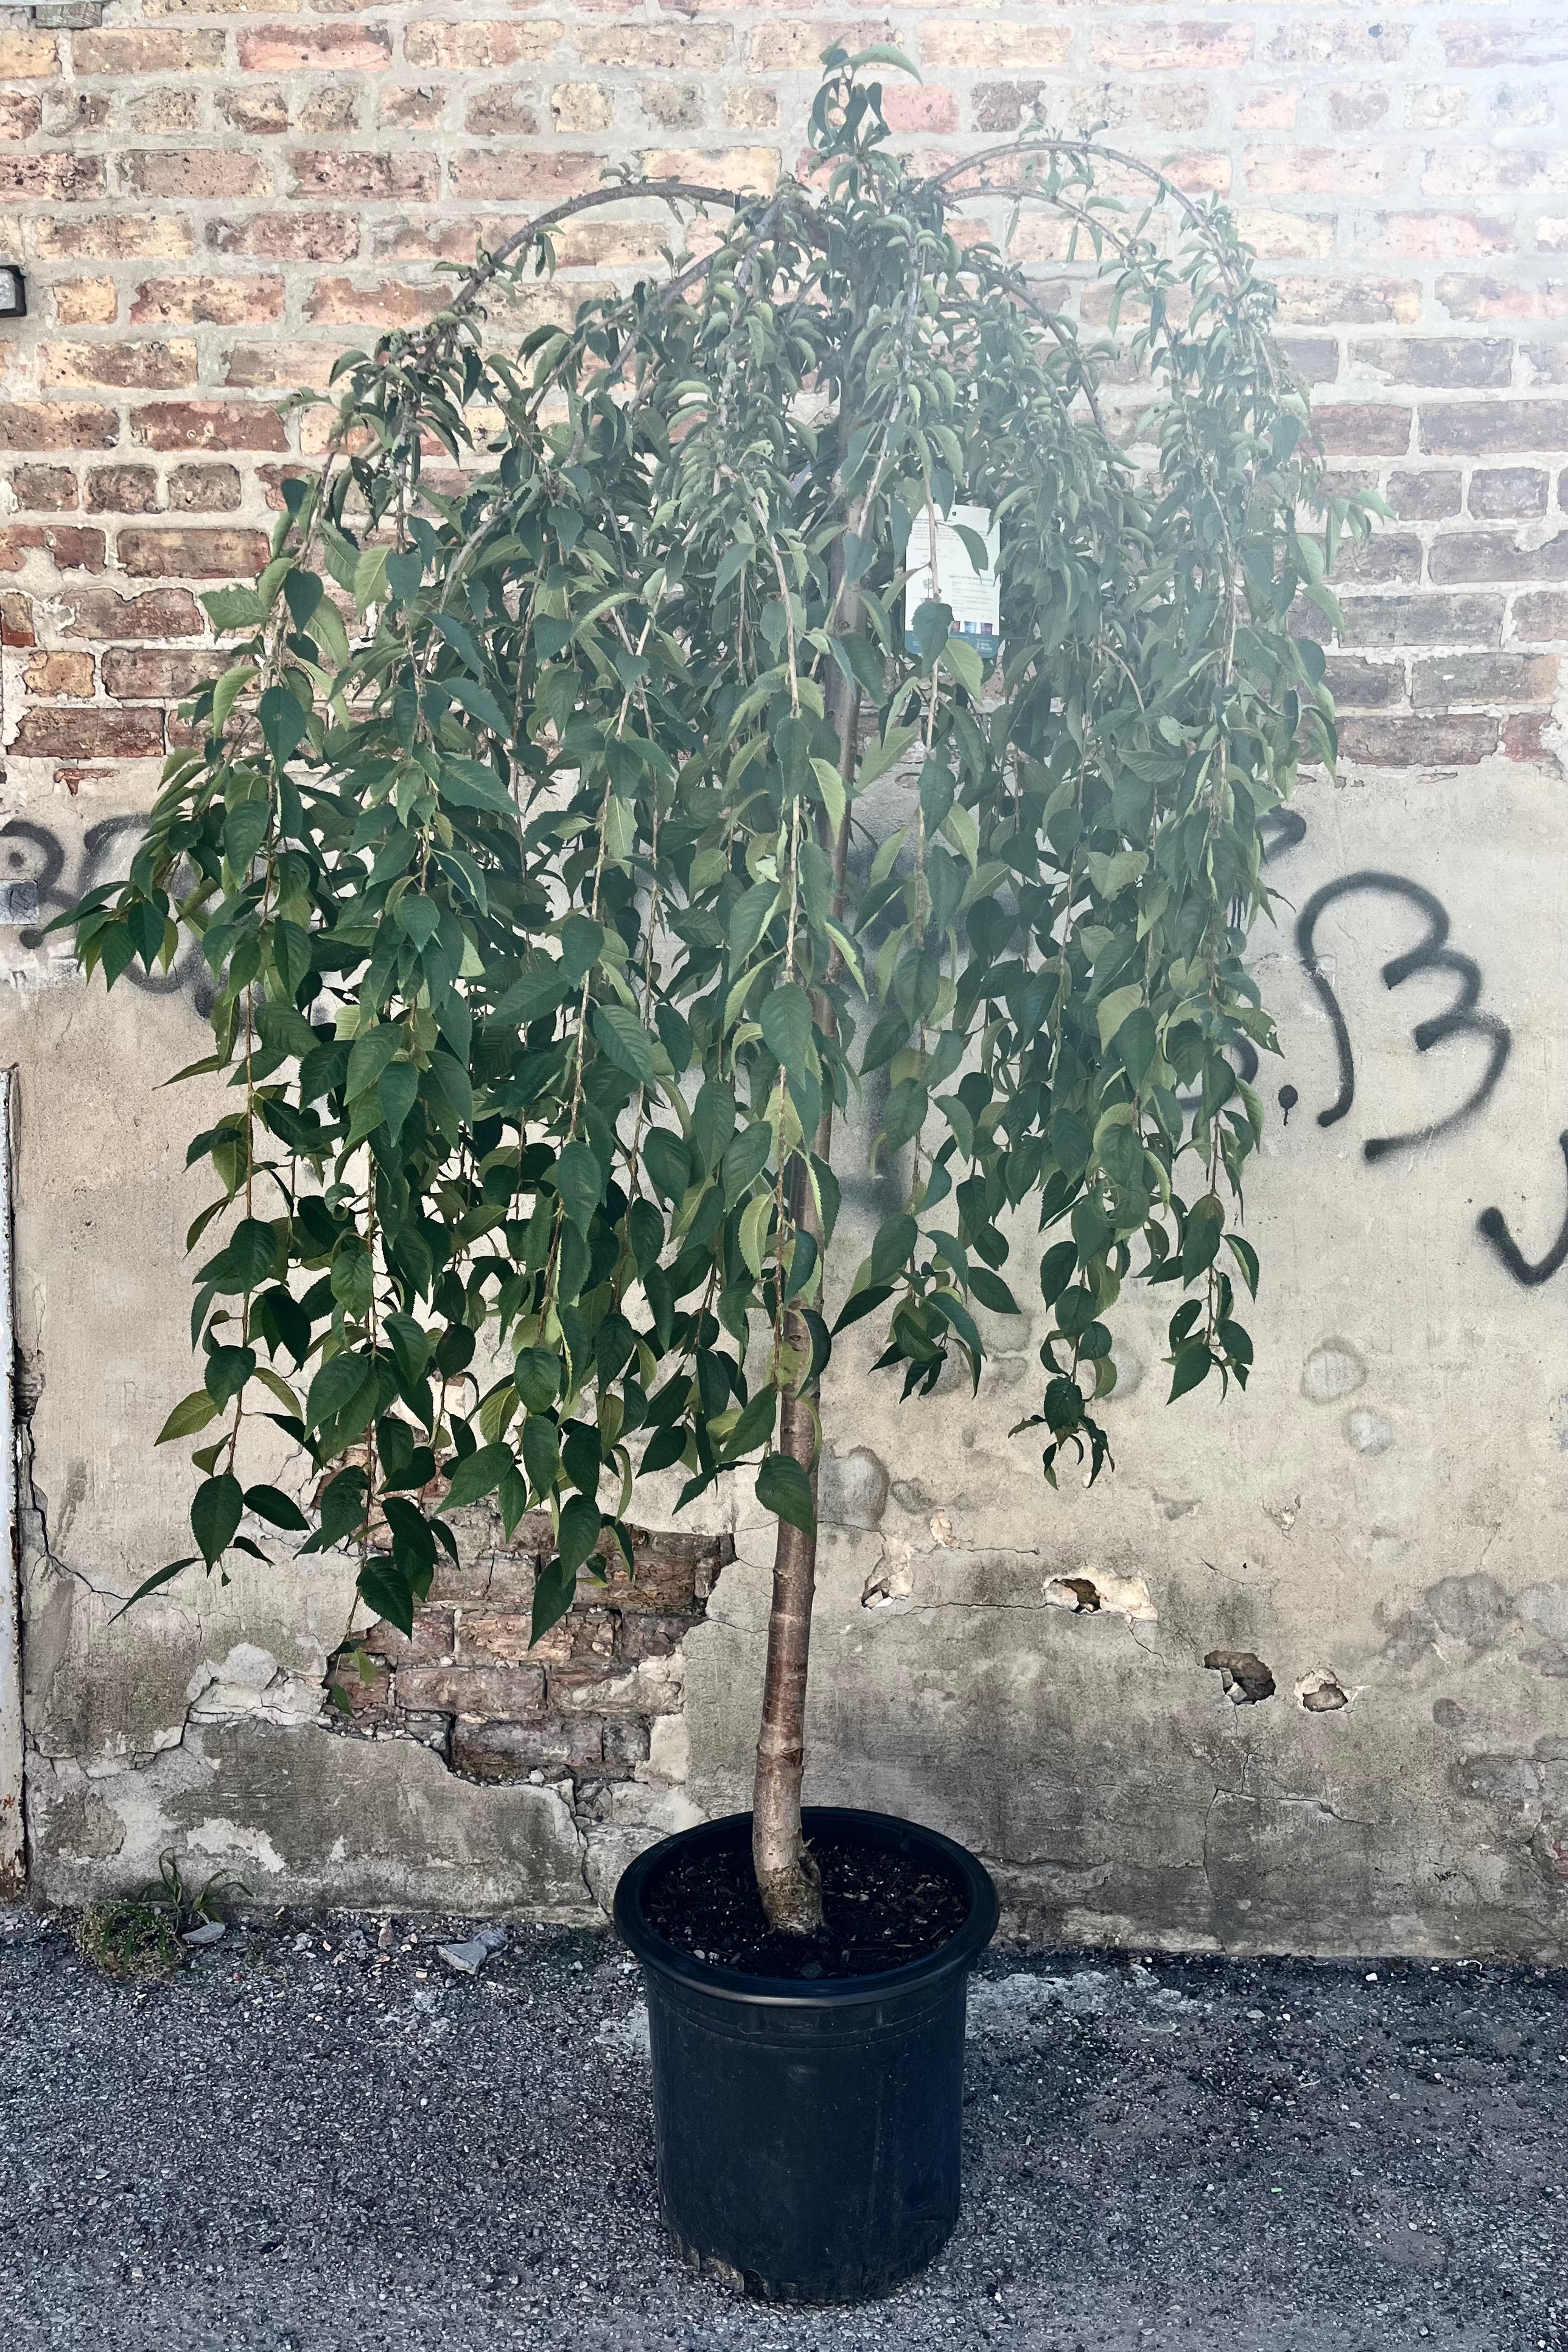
1270,831 -> 1564,1289
0,816 -> 215,1015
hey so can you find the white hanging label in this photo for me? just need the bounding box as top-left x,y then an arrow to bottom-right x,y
904,503 -> 1001,660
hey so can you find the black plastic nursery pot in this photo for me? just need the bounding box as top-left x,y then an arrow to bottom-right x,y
613,1805 -> 999,2305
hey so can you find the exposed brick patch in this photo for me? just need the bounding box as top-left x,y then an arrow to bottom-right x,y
0,404 -> 117,452
324,1517 -> 732,1811
1339,715 -> 1500,767
130,401 -> 289,453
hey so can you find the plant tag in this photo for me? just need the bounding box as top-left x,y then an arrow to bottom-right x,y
904,503 -> 1001,661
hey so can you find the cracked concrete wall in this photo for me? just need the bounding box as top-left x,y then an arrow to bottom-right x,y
5,745 -> 1568,1957
681,757 -> 1568,1962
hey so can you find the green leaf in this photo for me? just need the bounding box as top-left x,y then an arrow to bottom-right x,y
530,1552 -> 578,1647
443,1442 -> 513,1511
553,1139 -> 601,1230
1096,984 -> 1144,1052
757,1451 -> 815,1535
192,1473 -> 243,1567
1168,1343 -> 1214,1403
259,685 -> 309,768
242,1483 -> 309,1533
156,1389 -> 221,1444
592,1002 -> 656,1084
759,984 -> 813,1080
557,1491 -> 601,1576
306,1349 -> 376,1432
968,1267 -> 1018,1314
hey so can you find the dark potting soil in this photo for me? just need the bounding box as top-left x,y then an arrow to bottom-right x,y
642,1833 -> 970,1980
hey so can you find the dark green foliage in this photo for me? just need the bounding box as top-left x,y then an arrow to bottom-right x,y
66,56 -> 1373,1627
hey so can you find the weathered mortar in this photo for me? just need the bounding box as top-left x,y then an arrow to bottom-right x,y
0,2 -> 1565,1953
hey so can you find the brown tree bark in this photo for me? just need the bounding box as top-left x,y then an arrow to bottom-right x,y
751,540 -> 864,1933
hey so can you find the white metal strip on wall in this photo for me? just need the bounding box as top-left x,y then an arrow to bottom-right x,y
0,1067 -> 21,1893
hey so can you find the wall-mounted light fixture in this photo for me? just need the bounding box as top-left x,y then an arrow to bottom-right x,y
0,268 -> 25,320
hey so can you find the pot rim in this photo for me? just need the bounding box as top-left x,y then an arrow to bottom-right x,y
612,1805 -> 999,2009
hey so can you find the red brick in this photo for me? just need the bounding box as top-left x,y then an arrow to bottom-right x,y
576,25 -> 727,69
118,527 -> 269,579
121,151 -> 272,201
449,150 -> 602,201
1412,652 -> 1559,708
1386,471 -> 1463,523
1502,712 -> 1553,761
74,27 -> 225,72
0,403 -> 117,452
0,94 -> 41,142
23,649 -> 94,698
0,155 -> 105,202
381,86 -> 447,131
10,707 -> 165,760
239,23 -> 391,69
972,83 -> 1052,136
222,345 -> 338,393
100,646 -> 217,699
463,87 -> 540,136
1313,405 -> 1413,457
1378,212 -> 1516,261
303,276 -> 443,327
169,463 -> 241,513
40,342 -> 198,392
1468,469 -> 1550,522
1338,715 -> 1499,766
1278,279 -> 1421,329
0,26 -> 58,76
396,1664 -> 547,1718
1440,23 -> 1568,69
1247,147 -> 1386,199
1429,533 -> 1568,586
289,150 -> 438,201
1090,23 -> 1251,72
1323,655 -> 1405,710
404,18 -> 562,69
208,211 -> 360,262
129,275 -> 287,327
218,86 -> 289,137
1421,400 -> 1568,455
1437,276 -> 1568,324
0,595 -> 35,648
1422,150 -> 1568,200
450,1718 -> 603,1780
881,84 -> 956,135
130,401 -> 289,452
1267,22 -> 1409,69
1513,590 -> 1568,642
1333,593 -> 1504,649
10,464 -> 78,511
0,525 -> 105,573
1334,531 -> 1422,589
1350,337 -> 1513,390
1329,86 -> 1389,138
30,215 -> 194,262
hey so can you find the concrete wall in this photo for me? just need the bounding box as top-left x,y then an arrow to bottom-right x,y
0,0 -> 1565,1955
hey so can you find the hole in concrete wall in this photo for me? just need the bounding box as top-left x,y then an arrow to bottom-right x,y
1045,1577 -> 1102,1612
1203,1648 -> 1276,1705
1297,1669 -> 1349,1712
1043,1569 -> 1157,1620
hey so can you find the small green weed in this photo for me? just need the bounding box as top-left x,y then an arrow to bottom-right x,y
75,1852 -> 250,1983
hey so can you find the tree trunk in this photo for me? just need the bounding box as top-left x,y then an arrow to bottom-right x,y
751,540 -> 864,1933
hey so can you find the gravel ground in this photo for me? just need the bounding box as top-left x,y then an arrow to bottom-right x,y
1,1904 -> 1564,2352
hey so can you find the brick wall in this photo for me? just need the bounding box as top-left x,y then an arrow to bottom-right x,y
326,1516 -> 732,1844
0,3 -> 1563,782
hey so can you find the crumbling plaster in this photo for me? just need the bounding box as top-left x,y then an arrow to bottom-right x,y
5,760 -> 1568,1956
